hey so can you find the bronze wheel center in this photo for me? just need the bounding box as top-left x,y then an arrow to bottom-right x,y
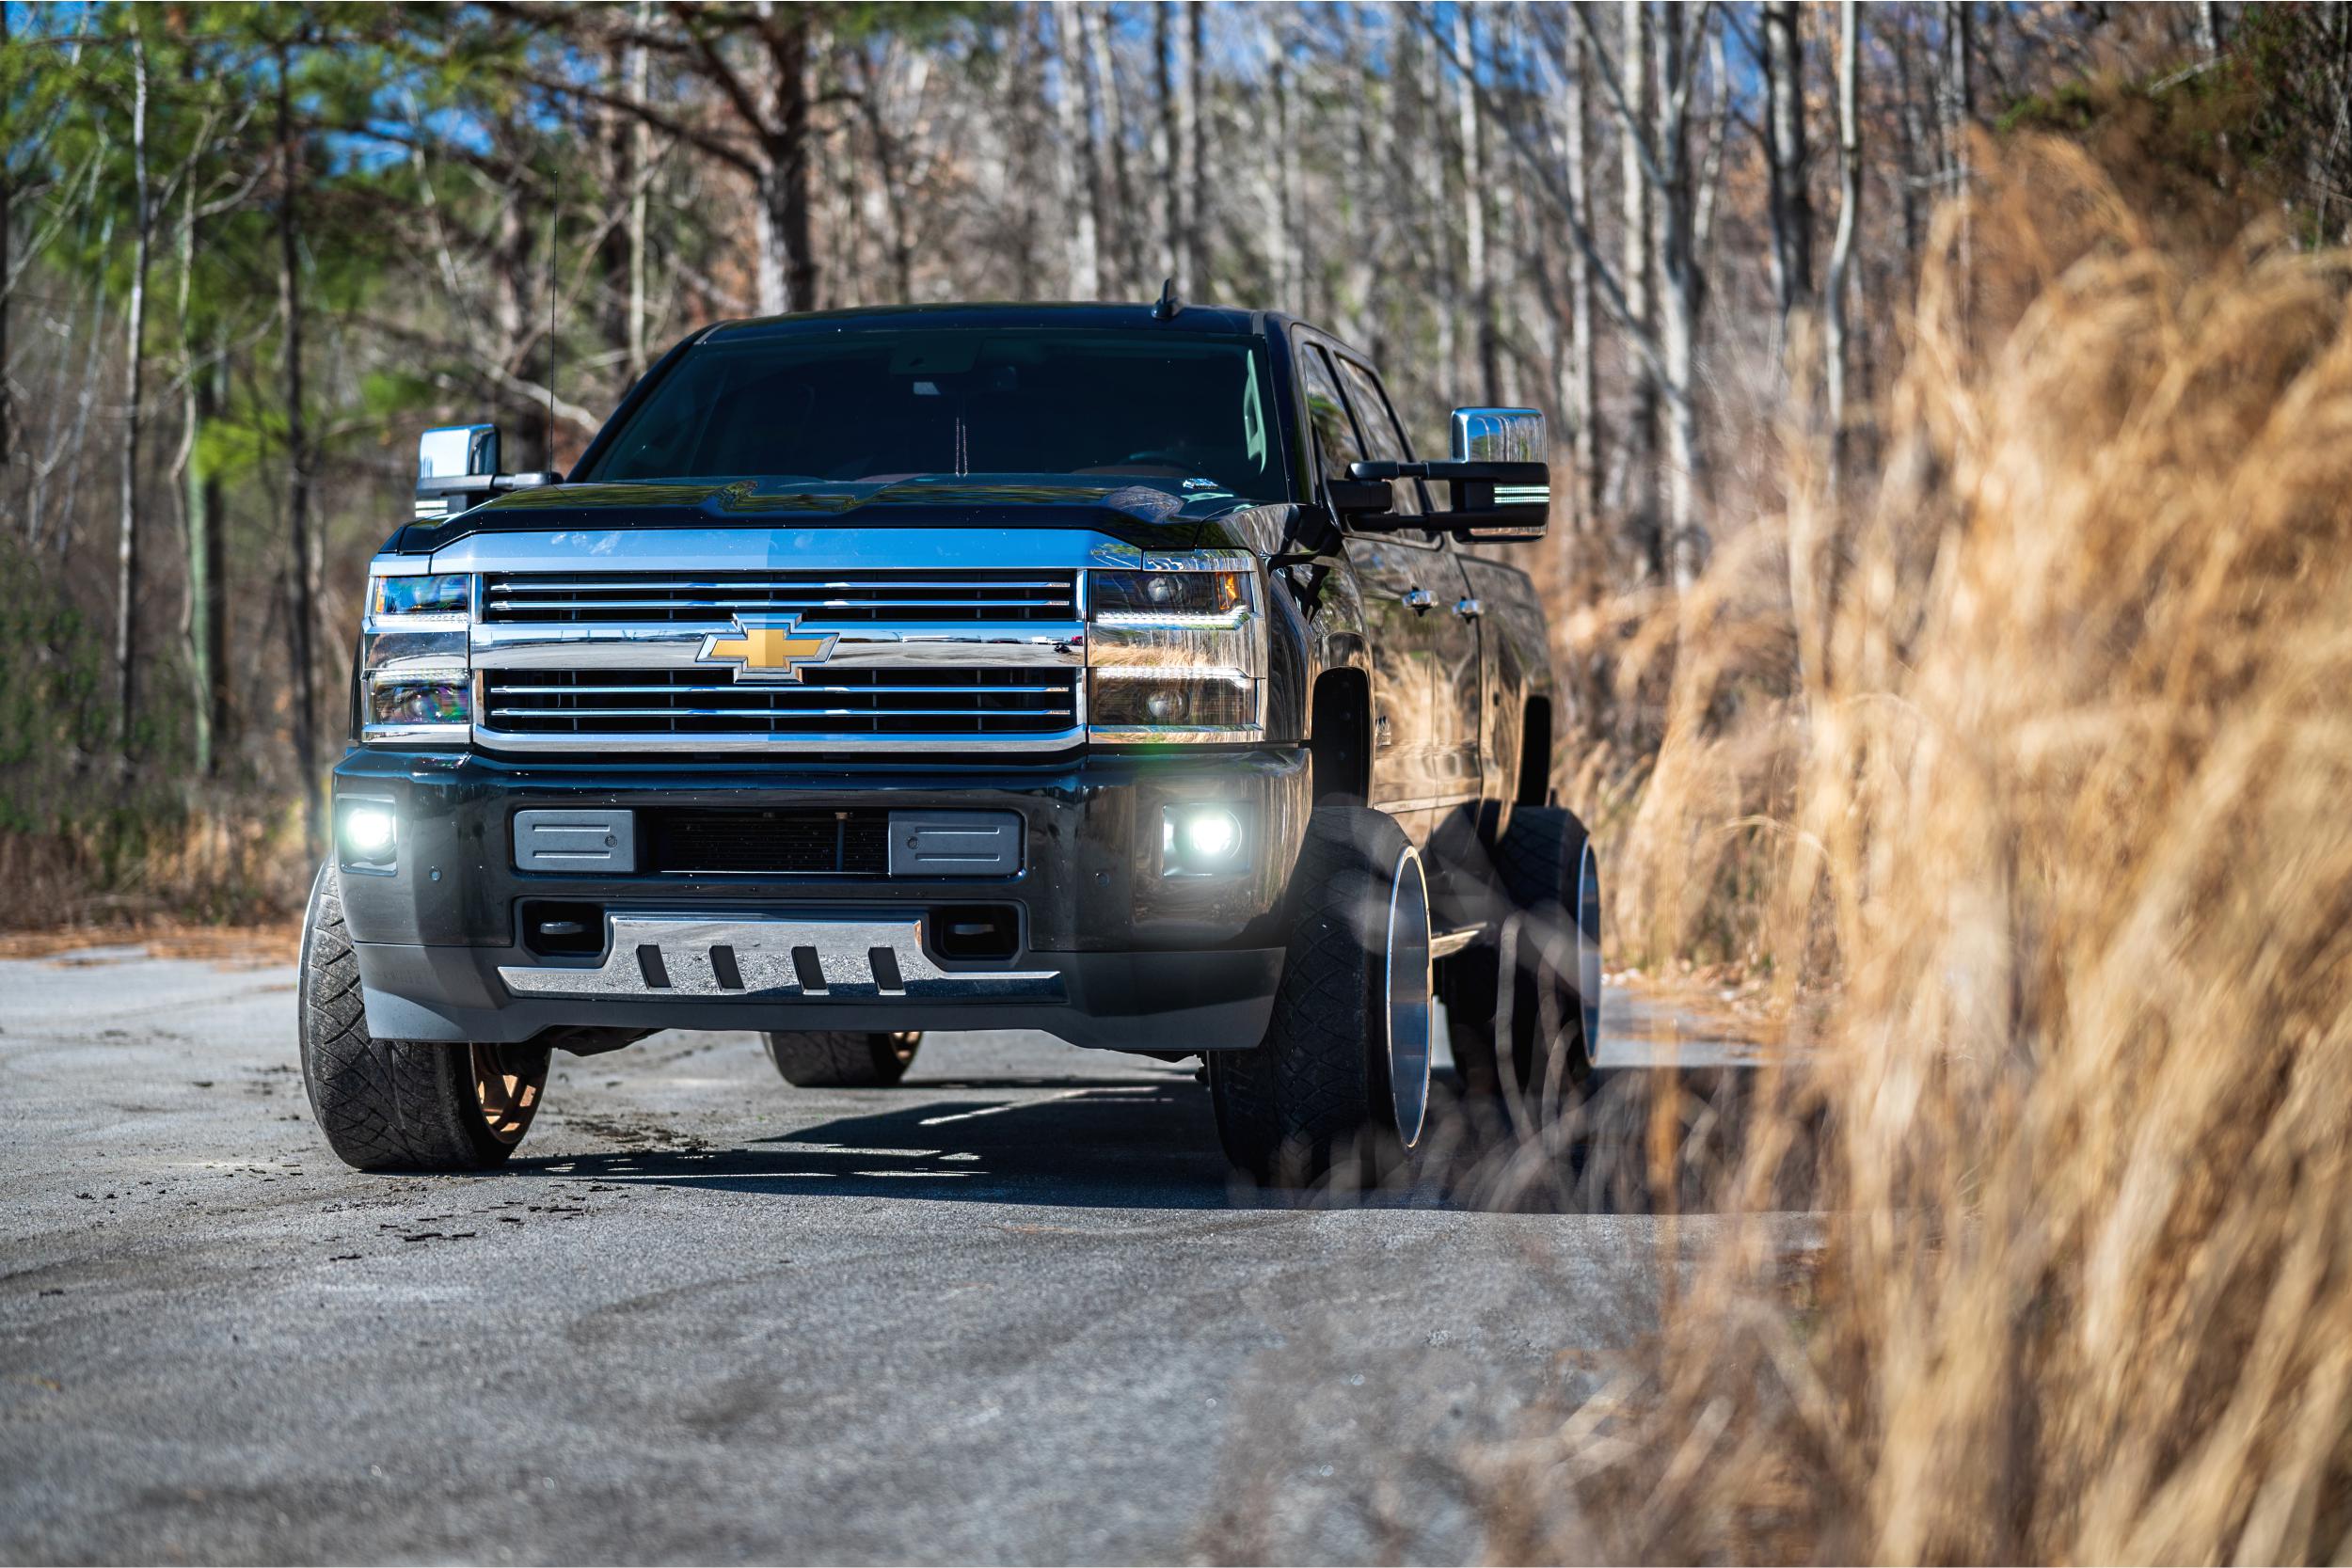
469,1043 -> 545,1145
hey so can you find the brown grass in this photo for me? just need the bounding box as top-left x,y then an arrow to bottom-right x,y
1486,137 -> 2352,1563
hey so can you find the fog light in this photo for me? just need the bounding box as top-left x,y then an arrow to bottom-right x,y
342,803 -> 397,865
1162,803 -> 1248,878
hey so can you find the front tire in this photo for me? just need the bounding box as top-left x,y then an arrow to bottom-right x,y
298,861 -> 548,1172
761,1030 -> 923,1087
1209,803 -> 1435,1187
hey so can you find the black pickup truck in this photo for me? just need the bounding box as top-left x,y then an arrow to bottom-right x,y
302,297 -> 1602,1186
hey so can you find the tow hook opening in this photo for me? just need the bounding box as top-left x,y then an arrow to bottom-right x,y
522,900 -> 607,958
929,904 -> 1021,963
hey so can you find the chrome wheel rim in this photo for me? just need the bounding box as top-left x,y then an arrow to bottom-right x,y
1384,846 -> 1435,1148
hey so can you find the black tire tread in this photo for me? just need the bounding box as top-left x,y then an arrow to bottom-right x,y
298,861 -> 526,1172
761,1030 -> 920,1087
1212,803 -> 1405,1185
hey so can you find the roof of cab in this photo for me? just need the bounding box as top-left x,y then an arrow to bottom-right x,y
700,299 -> 1281,341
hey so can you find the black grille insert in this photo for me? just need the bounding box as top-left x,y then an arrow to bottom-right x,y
651,809 -> 890,876
483,667 -> 1079,737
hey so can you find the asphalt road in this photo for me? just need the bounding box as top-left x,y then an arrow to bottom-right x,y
0,944 -> 1753,1564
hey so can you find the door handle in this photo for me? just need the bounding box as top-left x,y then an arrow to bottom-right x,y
1402,587 -> 1435,611
1454,597 -> 1484,620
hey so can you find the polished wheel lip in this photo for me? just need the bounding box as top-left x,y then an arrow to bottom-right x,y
1575,842 -> 1603,1060
1383,844 -> 1435,1148
470,1041 -> 543,1145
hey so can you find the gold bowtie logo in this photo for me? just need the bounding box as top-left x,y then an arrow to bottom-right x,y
695,614 -> 839,683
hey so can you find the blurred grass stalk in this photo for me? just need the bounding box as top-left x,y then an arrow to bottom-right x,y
1493,137 -> 2352,1563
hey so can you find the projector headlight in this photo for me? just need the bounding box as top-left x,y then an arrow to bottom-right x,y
1085,553 -> 1264,740
360,568 -> 471,746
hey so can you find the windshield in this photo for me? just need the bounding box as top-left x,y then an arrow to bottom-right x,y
584,327 -> 1282,500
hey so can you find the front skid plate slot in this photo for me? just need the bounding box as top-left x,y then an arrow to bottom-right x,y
497,911 -> 1061,1002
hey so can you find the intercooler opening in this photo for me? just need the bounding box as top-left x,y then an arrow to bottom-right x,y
650,808 -> 890,876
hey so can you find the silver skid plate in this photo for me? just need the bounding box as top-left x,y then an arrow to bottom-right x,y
497,911 -> 1061,1002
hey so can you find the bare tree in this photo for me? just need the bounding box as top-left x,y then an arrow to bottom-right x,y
1559,4 -> 1600,531
276,40 -> 322,856
1825,0 -> 1862,477
1054,8 -> 1100,298
1455,5 -> 1499,403
1762,0 -> 1815,323
114,33 -> 151,758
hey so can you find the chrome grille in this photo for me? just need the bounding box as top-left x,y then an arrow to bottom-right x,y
482,570 -> 1078,625
483,667 -> 1079,737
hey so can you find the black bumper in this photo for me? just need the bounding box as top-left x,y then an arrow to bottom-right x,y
331,746 -> 1308,1053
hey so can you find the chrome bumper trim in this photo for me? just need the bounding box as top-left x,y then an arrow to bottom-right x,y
496,911 -> 1063,1002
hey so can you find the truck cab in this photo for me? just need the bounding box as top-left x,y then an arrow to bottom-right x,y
301,300 -> 1602,1187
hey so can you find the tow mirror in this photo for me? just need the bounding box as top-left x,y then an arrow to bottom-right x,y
414,423 -> 558,521
1349,406 -> 1551,543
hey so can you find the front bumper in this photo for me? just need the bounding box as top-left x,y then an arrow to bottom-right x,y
331,746 -> 1308,1053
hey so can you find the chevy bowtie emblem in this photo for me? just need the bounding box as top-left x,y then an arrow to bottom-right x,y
695,613 -> 839,683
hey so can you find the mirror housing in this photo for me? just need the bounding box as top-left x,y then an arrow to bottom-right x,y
1344,406 -> 1552,543
414,423 -> 558,521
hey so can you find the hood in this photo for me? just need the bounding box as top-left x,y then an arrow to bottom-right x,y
389,473 -> 1300,559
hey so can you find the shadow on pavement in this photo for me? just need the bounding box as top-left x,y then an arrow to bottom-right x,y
523,1053 -> 1786,1215
524,1067 -> 1248,1210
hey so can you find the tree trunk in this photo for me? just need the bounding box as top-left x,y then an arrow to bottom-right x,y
1185,0 -> 1209,297
1762,1 -> 1814,323
1941,1 -> 1974,303
115,35 -> 151,761
1085,5 -> 1139,293
1619,0 -> 1661,579
1269,24 -> 1300,309
1654,7 -> 1708,591
0,2 -> 11,475
1154,4 -> 1179,287
277,46 -> 323,859
1824,0 -> 1861,480
1053,9 -> 1099,297
627,2 -> 651,378
1454,6 -> 1499,404
1560,8 -> 1600,531
753,8 -> 816,315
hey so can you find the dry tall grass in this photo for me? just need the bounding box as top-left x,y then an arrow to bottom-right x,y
1492,138 -> 2352,1563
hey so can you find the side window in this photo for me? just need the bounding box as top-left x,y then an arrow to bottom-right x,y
1334,357 -> 1425,517
1297,343 -> 1365,486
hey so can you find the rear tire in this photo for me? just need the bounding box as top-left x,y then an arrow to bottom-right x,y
298,861 -> 548,1172
1210,803 -> 1435,1188
761,1030 -> 923,1087
1442,807 -> 1601,1124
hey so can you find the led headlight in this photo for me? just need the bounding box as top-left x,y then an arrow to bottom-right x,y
1162,803 -> 1251,877
1085,553 -> 1265,740
360,568 -> 472,746
338,798 -> 398,868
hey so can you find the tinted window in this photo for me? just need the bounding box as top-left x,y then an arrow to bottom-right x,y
1296,343 -> 1364,484
1334,357 -> 1424,516
587,329 -> 1280,499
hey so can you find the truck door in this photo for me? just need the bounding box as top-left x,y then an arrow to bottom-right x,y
1296,343 -> 1447,823
1331,355 -> 1484,806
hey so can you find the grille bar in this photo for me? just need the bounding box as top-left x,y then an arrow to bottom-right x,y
484,570 -> 1078,626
